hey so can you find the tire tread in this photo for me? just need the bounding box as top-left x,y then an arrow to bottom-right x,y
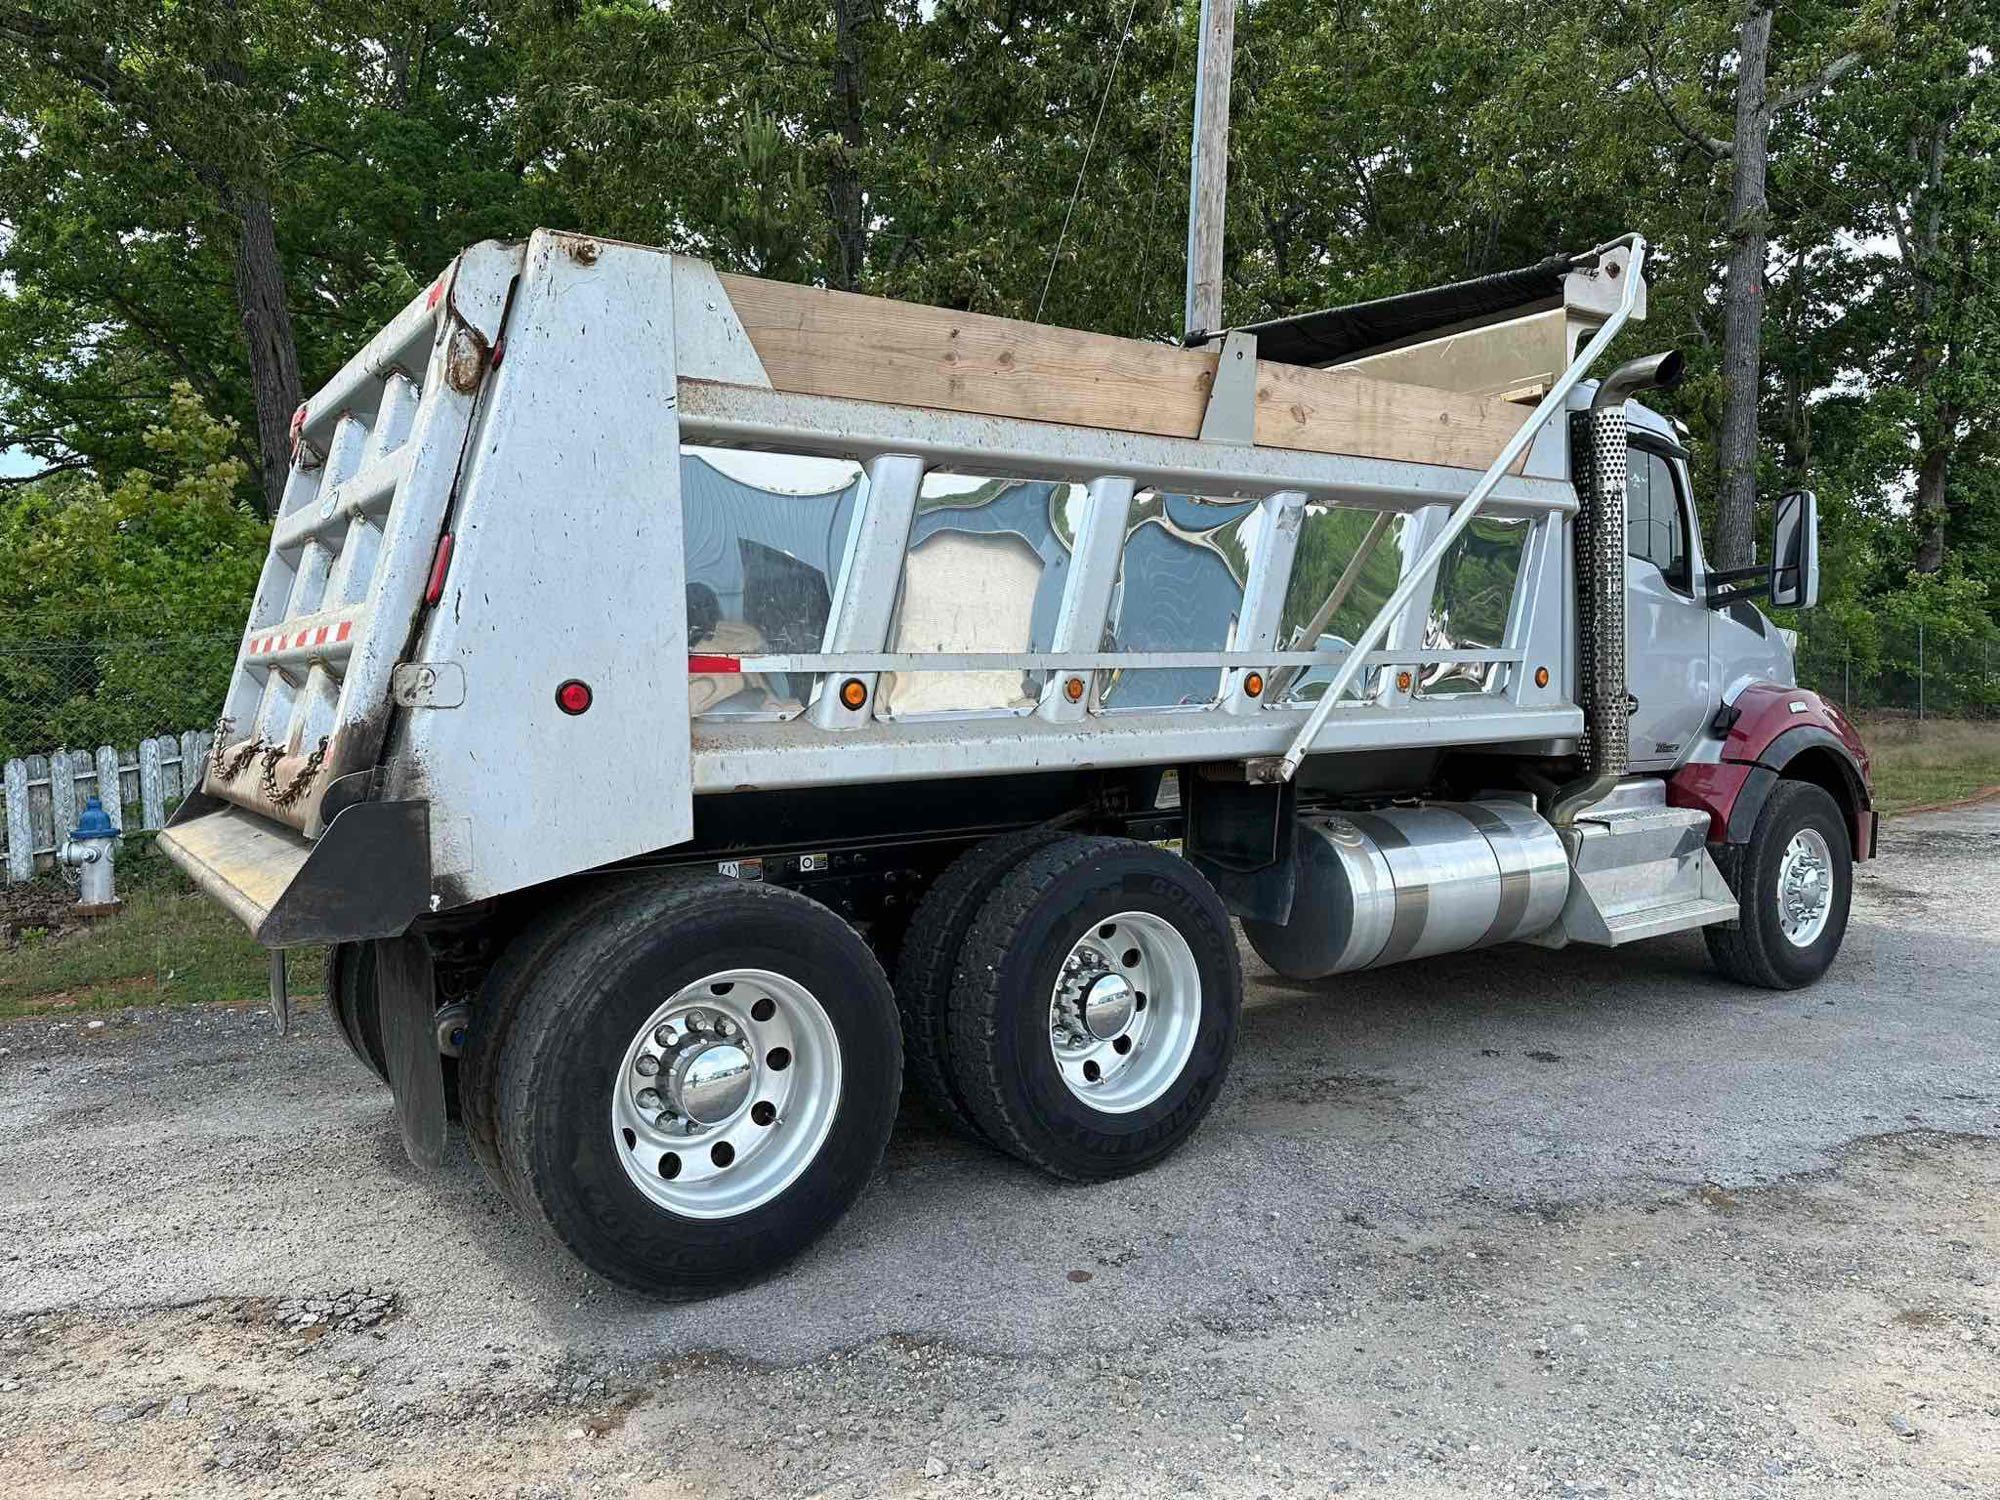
893,829 -> 1065,1138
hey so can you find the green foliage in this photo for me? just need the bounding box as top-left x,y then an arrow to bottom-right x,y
0,384 -> 267,756
1,0 -> 1994,732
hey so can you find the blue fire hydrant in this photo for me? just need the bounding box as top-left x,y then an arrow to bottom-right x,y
57,796 -> 122,916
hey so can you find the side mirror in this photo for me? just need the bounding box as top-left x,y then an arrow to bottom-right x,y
1770,489 -> 1819,609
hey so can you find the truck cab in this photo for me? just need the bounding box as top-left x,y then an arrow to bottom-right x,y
1621,402 -> 1788,771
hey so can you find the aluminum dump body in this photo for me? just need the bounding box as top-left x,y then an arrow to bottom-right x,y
161,229 -> 1650,944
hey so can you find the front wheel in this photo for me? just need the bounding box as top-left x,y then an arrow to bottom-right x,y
491,875 -> 902,1298
1705,779 -> 1853,989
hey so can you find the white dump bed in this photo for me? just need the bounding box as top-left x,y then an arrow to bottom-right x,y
163,229 -> 1649,942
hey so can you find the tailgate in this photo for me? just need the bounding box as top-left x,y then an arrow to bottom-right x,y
199,241 -> 519,838
161,241 -> 520,940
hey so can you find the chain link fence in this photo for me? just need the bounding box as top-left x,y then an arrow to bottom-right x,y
0,626 -> 238,763
1793,613 -> 2000,721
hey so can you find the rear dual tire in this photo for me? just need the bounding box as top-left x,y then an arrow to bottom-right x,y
459,836 -> 1233,1297
325,941 -> 460,1120
942,837 -> 1242,1182
479,876 -> 901,1299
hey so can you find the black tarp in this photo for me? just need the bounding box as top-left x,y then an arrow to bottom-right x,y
1198,253 -> 1582,368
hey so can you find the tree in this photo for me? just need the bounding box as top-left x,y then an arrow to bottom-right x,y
0,384 -> 267,756
1811,0 -> 1998,577
0,0 -> 306,512
1627,0 -> 1899,568
0,1 -> 549,511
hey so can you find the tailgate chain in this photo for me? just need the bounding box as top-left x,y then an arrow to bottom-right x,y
260,736 -> 330,809
209,716 -> 266,782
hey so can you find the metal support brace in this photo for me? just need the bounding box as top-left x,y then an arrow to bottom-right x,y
811,453 -> 925,728
1198,330 -> 1259,445
1504,510 -> 1572,706
1221,490 -> 1306,715
1039,475 -> 1135,722
1274,235 -> 1649,782
1374,504 -> 1450,709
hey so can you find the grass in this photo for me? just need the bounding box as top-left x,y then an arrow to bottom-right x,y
0,836 -> 322,1018
1859,716 -> 2000,814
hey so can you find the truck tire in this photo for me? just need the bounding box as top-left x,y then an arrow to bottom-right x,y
1705,779 -> 1852,990
460,878 -> 652,1200
492,875 -> 902,1298
946,837 -> 1240,1181
326,942 -> 388,1085
894,828 -> 1066,1139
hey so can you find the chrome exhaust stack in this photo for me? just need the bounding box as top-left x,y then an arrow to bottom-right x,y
1549,350 -> 1685,828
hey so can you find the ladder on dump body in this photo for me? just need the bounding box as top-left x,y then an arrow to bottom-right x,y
678,236 -> 1652,782
203,245 -> 517,837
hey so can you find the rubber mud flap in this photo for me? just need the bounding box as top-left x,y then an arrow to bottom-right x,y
374,935 -> 448,1168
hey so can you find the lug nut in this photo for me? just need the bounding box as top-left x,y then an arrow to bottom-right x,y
684,1008 -> 709,1030
636,1055 -> 660,1077
637,1088 -> 662,1111
653,1023 -> 677,1047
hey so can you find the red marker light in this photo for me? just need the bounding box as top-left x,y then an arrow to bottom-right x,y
424,532 -> 454,605
555,679 -> 593,715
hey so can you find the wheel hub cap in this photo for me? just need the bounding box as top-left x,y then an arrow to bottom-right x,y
1775,828 -> 1834,948
1079,973 -> 1136,1040
669,1039 -> 755,1125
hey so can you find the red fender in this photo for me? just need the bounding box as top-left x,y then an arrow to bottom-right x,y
1667,684 -> 1876,860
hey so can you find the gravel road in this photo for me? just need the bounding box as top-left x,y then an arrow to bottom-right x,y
1,804 -> 1995,1498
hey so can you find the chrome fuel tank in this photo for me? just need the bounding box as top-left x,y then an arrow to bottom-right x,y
1243,799 -> 1569,978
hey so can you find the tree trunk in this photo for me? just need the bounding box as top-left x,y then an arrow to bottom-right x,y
227,186 -> 303,516
1711,2 -> 1775,572
828,0 -> 869,291
1911,437 -> 1950,574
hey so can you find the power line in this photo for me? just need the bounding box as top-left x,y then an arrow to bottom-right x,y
1040,0 -> 1152,324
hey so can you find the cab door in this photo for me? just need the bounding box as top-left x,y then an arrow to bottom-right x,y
1623,440 -> 1712,769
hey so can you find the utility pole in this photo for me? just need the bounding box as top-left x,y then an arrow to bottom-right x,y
1183,0 -> 1235,338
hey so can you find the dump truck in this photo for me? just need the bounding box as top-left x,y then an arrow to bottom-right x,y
160,230 -> 1876,1297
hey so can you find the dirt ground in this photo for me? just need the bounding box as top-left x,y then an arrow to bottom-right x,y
1,805 -> 1995,1499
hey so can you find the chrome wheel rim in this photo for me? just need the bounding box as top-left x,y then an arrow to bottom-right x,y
611,969 -> 841,1219
1776,828 -> 1835,948
1047,911 -> 1201,1113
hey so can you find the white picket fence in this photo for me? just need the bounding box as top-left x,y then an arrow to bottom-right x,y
2,729 -> 213,883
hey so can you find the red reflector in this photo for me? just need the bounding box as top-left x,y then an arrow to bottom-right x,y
687,654 -> 742,674
424,532 -> 454,605
426,277 -> 445,309
556,679 -> 593,715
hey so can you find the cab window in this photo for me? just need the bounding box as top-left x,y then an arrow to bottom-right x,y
1626,446 -> 1689,589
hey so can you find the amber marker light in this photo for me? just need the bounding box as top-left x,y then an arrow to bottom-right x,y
1244,672 -> 1264,698
1534,666 -> 1550,688
1396,670 -> 1413,692
1064,676 -> 1086,702
838,677 -> 869,710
